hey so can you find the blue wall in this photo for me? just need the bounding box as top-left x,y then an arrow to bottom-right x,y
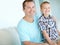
34,0 -> 43,17
50,0 -> 60,20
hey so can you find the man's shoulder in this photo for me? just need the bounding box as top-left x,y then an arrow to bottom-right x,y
18,18 -> 27,25
17,18 -> 25,28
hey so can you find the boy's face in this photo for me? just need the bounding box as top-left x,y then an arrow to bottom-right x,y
23,2 -> 35,17
41,3 -> 51,15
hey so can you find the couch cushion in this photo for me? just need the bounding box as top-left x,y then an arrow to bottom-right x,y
0,27 -> 21,45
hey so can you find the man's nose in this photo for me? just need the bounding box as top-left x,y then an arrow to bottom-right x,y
30,8 -> 34,11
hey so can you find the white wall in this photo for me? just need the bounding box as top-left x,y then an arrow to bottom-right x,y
0,0 -> 24,28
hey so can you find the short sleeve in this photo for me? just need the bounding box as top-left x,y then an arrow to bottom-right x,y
18,30 -> 30,42
17,23 -> 31,42
38,19 -> 46,31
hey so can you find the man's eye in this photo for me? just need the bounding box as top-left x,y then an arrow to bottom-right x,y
48,7 -> 50,9
27,7 -> 30,8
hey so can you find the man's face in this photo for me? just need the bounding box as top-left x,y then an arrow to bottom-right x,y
41,3 -> 51,15
23,2 -> 35,17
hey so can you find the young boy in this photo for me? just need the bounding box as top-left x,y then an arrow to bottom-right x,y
38,1 -> 60,45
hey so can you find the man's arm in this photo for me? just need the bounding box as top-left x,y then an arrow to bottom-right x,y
52,16 -> 60,36
57,30 -> 60,36
23,41 -> 48,45
42,30 -> 57,45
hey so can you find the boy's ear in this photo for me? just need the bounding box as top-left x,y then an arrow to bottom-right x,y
40,8 -> 43,13
40,8 -> 42,11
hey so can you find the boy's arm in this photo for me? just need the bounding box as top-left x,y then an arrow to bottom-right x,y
42,30 -> 57,45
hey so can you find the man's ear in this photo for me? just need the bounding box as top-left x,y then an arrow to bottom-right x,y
23,9 -> 25,12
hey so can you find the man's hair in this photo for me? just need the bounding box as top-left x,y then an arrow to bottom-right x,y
23,0 -> 34,9
40,1 -> 50,9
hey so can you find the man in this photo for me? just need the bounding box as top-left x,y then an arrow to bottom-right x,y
17,0 -> 48,45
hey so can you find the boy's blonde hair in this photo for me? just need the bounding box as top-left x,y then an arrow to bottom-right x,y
40,1 -> 50,9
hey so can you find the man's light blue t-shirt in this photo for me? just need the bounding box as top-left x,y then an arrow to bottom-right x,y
17,15 -> 44,45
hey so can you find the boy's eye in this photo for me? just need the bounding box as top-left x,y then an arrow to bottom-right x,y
44,8 -> 47,9
32,6 -> 35,8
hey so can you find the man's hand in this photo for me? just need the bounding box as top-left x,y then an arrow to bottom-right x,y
49,41 -> 57,45
42,43 -> 49,45
23,41 -> 49,45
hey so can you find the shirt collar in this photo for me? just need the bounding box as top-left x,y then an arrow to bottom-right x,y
42,14 -> 51,19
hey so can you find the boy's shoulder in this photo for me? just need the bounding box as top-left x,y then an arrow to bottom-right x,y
39,15 -> 43,19
38,15 -> 43,20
